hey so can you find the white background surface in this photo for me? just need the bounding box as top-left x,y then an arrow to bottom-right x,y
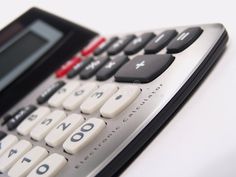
0,1 -> 236,177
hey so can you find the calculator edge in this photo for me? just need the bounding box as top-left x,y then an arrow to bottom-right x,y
96,25 -> 228,177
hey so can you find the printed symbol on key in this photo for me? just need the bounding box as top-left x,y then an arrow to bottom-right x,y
27,114 -> 38,121
113,40 -> 123,49
85,61 -> 100,70
115,95 -> 123,100
57,88 -> 67,94
177,32 -> 190,41
74,90 -> 85,96
8,149 -> 17,158
36,164 -> 49,175
133,38 -> 142,45
41,119 -> 52,126
136,61 -> 145,69
105,62 -> 116,69
154,34 -> 165,43
21,157 -> 31,163
91,92 -> 104,99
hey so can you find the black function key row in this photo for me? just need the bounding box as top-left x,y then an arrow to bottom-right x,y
64,27 -> 203,82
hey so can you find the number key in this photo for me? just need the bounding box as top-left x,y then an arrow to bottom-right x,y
27,153 -> 67,177
63,118 -> 106,154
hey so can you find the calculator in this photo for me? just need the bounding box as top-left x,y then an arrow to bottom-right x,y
0,7 -> 228,177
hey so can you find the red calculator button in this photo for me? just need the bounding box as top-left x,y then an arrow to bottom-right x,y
81,37 -> 106,56
55,57 -> 81,78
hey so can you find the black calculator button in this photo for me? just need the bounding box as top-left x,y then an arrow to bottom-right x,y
1,115 -> 13,126
124,32 -> 156,55
167,27 -> 203,53
67,57 -> 93,79
7,105 -> 36,131
115,54 -> 174,83
94,37 -> 119,56
0,131 -> 7,140
80,56 -> 110,79
37,81 -> 65,104
145,30 -> 178,54
107,34 -> 136,55
96,55 -> 129,81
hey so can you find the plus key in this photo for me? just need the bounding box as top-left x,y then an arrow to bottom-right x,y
115,54 -> 174,83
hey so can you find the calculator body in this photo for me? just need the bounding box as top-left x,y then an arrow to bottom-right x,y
0,8 -> 228,177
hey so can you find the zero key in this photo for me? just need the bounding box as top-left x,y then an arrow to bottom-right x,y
167,27 -> 203,53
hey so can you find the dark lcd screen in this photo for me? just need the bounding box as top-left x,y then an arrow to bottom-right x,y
0,32 -> 47,80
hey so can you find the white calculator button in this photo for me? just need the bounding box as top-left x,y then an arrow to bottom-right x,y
63,118 -> 106,154
48,81 -> 80,107
0,140 -> 32,173
17,107 -> 51,136
0,135 -> 18,157
8,146 -> 48,177
45,114 -> 85,147
63,82 -> 98,110
27,153 -> 67,177
100,85 -> 141,118
80,84 -> 118,114
30,110 -> 66,141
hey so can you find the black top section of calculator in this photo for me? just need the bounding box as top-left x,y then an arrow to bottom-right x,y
0,8 -> 98,116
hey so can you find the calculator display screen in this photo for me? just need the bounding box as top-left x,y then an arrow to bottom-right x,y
0,32 -> 47,80
0,20 -> 63,92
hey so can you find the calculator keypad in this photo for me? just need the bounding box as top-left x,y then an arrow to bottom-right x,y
0,24 -> 224,177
